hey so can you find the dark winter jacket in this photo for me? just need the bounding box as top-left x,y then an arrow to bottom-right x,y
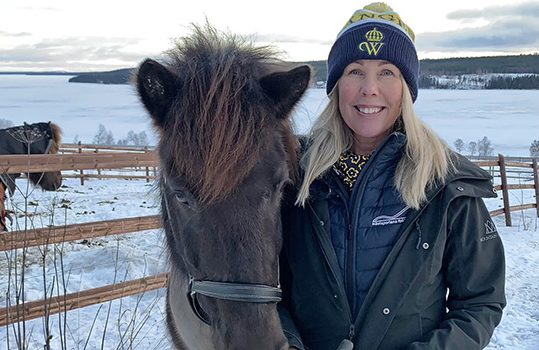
278,133 -> 506,350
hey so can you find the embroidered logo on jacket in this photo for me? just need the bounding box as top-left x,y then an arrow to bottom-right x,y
480,220 -> 499,242
372,206 -> 409,226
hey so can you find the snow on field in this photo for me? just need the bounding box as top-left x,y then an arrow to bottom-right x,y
0,177 -> 169,349
0,174 -> 538,349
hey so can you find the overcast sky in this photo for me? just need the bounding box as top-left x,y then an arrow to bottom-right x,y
1,0 -> 538,72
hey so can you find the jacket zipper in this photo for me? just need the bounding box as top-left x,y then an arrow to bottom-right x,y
344,135 -> 391,317
349,324 -> 355,341
345,221 -> 355,314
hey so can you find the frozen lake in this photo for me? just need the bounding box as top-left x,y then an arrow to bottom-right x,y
1,75 -> 538,156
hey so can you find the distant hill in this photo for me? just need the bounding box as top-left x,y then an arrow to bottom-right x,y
420,54 -> 539,75
35,53 -> 539,88
0,72 -> 84,76
68,68 -> 133,84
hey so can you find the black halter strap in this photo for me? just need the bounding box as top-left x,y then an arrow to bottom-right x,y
188,275 -> 282,325
161,179 -> 282,325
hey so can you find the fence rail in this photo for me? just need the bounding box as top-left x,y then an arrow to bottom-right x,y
0,273 -> 168,327
1,147 -> 538,329
0,153 -> 157,174
60,143 -> 153,153
0,215 -> 160,251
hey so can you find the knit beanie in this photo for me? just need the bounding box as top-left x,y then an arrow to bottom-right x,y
326,2 -> 419,101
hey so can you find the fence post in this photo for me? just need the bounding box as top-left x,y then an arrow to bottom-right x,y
533,158 -> 539,218
95,147 -> 101,180
144,146 -> 150,183
78,141 -> 85,186
498,154 -> 511,226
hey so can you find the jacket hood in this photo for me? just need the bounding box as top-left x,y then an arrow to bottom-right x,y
441,152 -> 497,200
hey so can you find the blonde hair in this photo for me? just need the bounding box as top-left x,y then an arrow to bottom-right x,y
296,76 -> 453,209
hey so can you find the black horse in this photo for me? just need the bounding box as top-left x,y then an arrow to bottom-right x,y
0,122 -> 62,230
136,25 -> 310,349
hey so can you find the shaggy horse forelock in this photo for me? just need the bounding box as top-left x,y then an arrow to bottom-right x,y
160,31 -> 298,205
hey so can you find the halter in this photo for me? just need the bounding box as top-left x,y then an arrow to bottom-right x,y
161,179 -> 282,326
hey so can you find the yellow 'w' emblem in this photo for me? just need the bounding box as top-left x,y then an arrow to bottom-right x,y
359,42 -> 384,56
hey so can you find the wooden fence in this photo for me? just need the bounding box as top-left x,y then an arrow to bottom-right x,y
474,154 -> 539,226
0,149 -> 538,328
59,143 -> 157,184
0,148 -> 162,329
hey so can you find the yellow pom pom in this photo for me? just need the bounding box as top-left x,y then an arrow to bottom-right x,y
363,2 -> 394,13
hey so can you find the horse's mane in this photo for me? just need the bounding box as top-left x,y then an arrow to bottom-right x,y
48,122 -> 62,154
161,25 -> 297,204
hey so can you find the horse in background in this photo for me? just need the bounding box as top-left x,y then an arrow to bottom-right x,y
136,25 -> 310,349
0,122 -> 63,231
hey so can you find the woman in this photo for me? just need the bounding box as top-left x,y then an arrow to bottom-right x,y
278,3 -> 506,350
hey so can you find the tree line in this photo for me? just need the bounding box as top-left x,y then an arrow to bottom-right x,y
453,137 -> 494,157
88,124 -> 149,146
485,75 -> 539,89
69,54 -> 539,87
454,136 -> 539,158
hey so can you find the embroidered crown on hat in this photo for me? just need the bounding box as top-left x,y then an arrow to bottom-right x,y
365,28 -> 384,42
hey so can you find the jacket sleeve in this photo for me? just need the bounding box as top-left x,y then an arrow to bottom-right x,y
407,196 -> 506,349
278,246 -> 305,350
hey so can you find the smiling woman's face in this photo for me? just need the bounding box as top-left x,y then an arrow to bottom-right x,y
338,59 -> 403,154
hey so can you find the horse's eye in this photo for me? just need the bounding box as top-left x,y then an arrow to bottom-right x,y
275,178 -> 291,192
174,191 -> 191,207
261,178 -> 290,202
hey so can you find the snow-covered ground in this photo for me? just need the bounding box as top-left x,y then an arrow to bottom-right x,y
0,172 -> 538,349
0,177 -> 169,349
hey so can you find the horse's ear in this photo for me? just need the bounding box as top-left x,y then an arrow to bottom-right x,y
260,65 -> 311,119
136,58 -> 179,127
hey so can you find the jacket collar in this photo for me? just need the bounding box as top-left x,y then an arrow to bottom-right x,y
308,132 -> 406,200
305,133 -> 495,203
